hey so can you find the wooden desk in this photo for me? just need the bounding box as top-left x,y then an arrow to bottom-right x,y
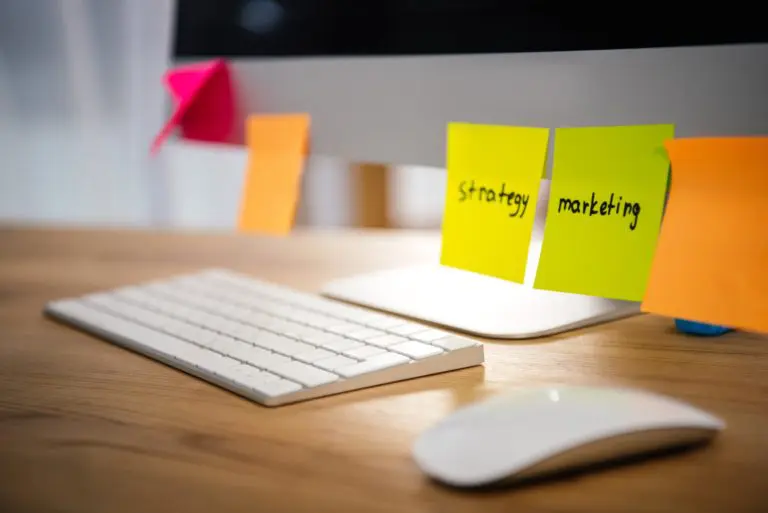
1,226 -> 766,513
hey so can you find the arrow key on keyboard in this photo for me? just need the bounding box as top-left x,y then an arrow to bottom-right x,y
337,353 -> 410,378
271,361 -> 339,387
314,355 -> 357,371
430,336 -> 478,350
390,341 -> 443,359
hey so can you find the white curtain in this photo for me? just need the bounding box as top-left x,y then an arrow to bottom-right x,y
0,0 -> 173,226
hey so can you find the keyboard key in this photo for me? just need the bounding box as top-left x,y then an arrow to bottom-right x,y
294,348 -> 335,364
226,363 -> 262,383
299,328 -> 339,345
390,341 -> 443,359
430,336 -> 479,350
258,350 -> 293,368
346,328 -> 388,341
281,322 -> 316,339
206,354 -> 242,377
239,328 -> 274,345
410,329 -> 451,343
388,323 -> 426,336
271,361 -> 338,387
227,342 -> 274,363
151,333 -> 196,357
343,345 -> 386,360
246,312 -> 273,326
188,327 -> 218,345
251,333 -> 298,353
326,323 -> 360,335
225,322 -> 250,338
320,337 -> 363,352
271,339 -> 315,356
337,353 -> 411,378
301,314 -> 338,328
255,370 -> 282,382
207,334 -> 241,354
314,355 -> 357,371
237,364 -> 268,378
366,334 -> 408,348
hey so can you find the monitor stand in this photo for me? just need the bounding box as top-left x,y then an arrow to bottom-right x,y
321,180 -> 641,339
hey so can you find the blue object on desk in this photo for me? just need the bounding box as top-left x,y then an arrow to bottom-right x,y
675,319 -> 732,336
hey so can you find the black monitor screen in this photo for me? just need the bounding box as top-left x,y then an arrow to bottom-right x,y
174,0 -> 767,57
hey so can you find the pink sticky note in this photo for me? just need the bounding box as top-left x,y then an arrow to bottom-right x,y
151,59 -> 236,153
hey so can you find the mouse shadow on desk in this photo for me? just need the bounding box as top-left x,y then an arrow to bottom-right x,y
436,440 -> 710,494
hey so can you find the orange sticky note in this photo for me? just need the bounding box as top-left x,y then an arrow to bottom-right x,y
238,114 -> 310,235
642,136 -> 768,332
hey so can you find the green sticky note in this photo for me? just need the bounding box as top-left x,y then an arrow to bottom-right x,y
440,123 -> 549,283
534,124 -> 673,301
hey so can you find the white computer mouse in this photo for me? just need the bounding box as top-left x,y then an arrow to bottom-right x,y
412,385 -> 725,487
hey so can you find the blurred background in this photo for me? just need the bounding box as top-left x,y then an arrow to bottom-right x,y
0,0 -> 450,231
0,0 -> 763,231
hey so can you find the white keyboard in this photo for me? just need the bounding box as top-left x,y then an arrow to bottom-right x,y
44,269 -> 484,406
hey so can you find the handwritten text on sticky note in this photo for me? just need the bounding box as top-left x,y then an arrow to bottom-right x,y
238,113 -> 310,235
642,137 -> 768,333
440,123 -> 549,283
457,180 -> 531,218
534,124 -> 673,301
554,192 -> 642,230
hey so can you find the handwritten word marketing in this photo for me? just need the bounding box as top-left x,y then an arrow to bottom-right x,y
457,180 -> 530,218
556,192 -> 641,230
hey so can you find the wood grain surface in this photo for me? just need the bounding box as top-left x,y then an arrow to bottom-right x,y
1,225 -> 766,513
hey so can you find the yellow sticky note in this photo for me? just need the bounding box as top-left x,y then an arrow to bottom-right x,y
534,124 -> 673,301
440,123 -> 549,283
238,113 -> 310,235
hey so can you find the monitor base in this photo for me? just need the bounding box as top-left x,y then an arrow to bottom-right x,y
321,265 -> 640,339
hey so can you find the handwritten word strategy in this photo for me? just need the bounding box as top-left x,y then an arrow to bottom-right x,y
557,192 -> 641,230
457,180 -> 530,218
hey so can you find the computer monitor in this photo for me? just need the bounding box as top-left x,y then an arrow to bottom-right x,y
174,1 -> 767,168
172,1 -> 767,338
